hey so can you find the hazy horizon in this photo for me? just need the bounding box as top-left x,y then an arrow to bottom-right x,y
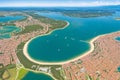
0,0 -> 120,7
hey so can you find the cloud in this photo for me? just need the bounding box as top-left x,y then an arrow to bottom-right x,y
0,1 -> 120,7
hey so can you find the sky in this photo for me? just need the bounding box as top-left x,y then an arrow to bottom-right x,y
0,0 -> 120,7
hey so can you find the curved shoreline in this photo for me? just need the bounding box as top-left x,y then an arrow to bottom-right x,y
16,67 -> 56,80
23,21 -> 71,65
24,68 -> 56,80
27,69 -> 57,80
23,20 -> 119,65
23,34 -> 98,65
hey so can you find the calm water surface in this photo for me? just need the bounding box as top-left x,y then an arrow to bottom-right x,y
115,36 -> 120,41
27,11 -> 120,62
0,15 -> 25,38
0,15 -> 25,22
22,71 -> 53,80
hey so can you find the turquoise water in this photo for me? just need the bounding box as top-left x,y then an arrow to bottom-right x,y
0,15 -> 25,39
115,37 -> 120,41
0,15 -> 25,22
28,11 -> 120,62
0,26 -> 21,39
22,71 -> 53,80
118,66 -> 120,72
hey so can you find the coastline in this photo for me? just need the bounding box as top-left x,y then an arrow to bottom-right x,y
16,67 -> 56,80
18,22 -> 120,80
23,20 -> 120,65
23,33 -> 99,65
26,68 -> 57,80
22,21 -> 70,80
23,21 -> 70,65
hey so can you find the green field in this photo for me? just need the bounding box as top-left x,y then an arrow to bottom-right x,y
16,25 -> 43,35
17,68 -> 28,80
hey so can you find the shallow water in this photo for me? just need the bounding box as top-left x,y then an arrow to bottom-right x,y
0,26 -> 21,39
115,36 -> 120,41
22,71 -> 53,80
0,15 -> 25,22
0,15 -> 25,39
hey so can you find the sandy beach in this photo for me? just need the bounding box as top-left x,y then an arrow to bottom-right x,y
23,27 -> 120,65
23,21 -> 70,65
63,31 -> 120,80
1,10 -> 120,80
23,20 -> 107,65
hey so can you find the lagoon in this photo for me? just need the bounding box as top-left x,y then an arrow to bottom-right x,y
115,36 -> 120,41
0,15 -> 25,22
0,26 -> 21,39
22,71 -> 53,80
0,15 -> 25,39
27,10 -> 120,62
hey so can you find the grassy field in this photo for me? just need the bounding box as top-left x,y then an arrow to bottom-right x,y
16,42 -> 39,68
17,68 -> 28,80
16,25 -> 43,35
0,64 -> 16,80
51,67 -> 64,80
2,68 -> 17,80
26,12 -> 67,31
